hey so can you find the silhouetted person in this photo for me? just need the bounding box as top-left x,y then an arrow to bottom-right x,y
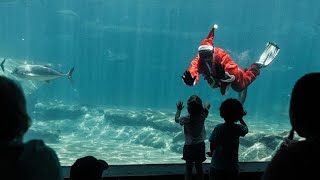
207,98 -> 248,180
262,73 -> 320,180
70,155 -> 109,180
0,75 -> 63,180
175,95 -> 211,180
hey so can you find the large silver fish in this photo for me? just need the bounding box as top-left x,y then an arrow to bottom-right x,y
0,58 -> 75,82
11,64 -> 74,82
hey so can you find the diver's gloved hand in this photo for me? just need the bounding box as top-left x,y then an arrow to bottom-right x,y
214,63 -> 226,79
182,70 -> 196,86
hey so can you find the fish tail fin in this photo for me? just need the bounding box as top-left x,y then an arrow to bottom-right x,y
0,58 -> 6,72
66,66 -> 75,80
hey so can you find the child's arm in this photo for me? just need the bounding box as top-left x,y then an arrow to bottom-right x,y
203,102 -> 211,118
175,101 -> 184,123
239,118 -> 247,127
207,128 -> 217,157
239,118 -> 249,136
207,141 -> 216,157
239,110 -> 247,126
280,129 -> 297,150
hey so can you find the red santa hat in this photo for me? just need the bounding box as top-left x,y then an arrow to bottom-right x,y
198,24 -> 218,52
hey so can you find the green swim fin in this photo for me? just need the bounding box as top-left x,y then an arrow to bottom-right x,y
256,42 -> 280,68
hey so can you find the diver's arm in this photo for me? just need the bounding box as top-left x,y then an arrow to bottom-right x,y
187,54 -> 201,85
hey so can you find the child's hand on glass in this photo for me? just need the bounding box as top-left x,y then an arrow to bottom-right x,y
176,101 -> 184,111
204,102 -> 211,110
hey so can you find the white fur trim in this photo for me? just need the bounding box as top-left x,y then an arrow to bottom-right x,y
198,45 -> 213,52
220,72 -> 235,83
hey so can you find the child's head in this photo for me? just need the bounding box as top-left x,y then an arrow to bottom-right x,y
0,76 -> 31,141
219,98 -> 245,123
187,95 -> 203,115
70,156 -> 109,180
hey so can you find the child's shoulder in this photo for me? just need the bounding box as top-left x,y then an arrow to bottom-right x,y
214,123 -> 225,129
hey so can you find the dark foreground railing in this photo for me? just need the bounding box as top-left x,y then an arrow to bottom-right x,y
62,162 -> 268,180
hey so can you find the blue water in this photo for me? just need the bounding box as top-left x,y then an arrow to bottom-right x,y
0,0 -> 318,165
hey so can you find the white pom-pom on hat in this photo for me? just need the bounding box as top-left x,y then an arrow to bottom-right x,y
213,24 -> 218,29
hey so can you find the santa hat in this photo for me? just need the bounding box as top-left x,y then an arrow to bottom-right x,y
198,24 -> 218,52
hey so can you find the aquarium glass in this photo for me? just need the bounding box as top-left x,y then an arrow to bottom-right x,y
0,0 -> 319,165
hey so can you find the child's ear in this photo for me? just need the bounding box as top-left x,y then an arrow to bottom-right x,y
243,110 -> 247,116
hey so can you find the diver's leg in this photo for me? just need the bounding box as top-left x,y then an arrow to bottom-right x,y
230,65 -> 258,98
238,88 -> 247,105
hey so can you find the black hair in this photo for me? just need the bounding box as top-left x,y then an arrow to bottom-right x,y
289,73 -> 320,138
187,95 -> 203,116
219,98 -> 245,123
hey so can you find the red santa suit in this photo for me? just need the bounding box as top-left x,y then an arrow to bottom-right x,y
188,26 -> 260,95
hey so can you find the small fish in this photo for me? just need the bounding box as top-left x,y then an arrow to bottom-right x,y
56,10 -> 80,18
